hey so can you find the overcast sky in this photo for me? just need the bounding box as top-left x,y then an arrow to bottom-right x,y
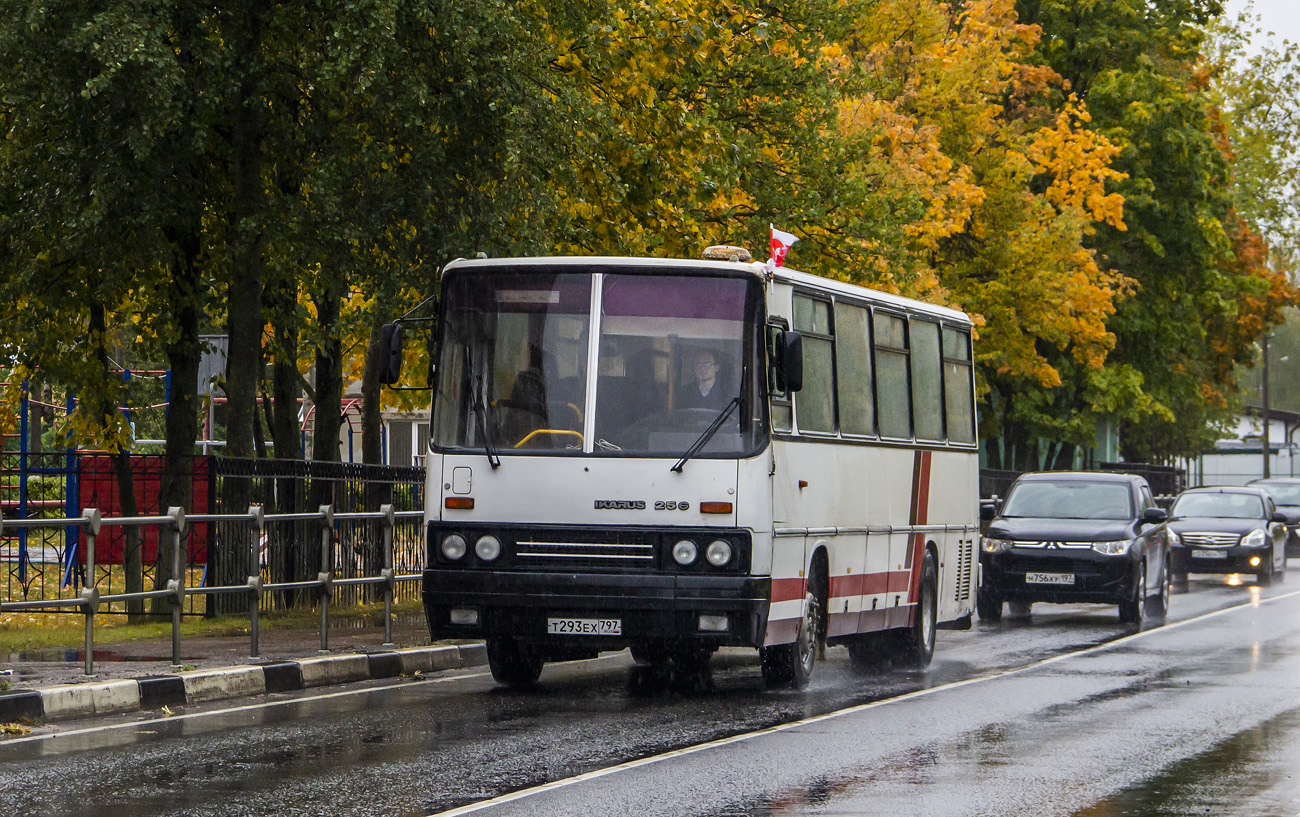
1224,0 -> 1300,47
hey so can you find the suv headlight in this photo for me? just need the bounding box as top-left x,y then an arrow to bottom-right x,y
981,537 -> 1012,553
1241,529 -> 1267,548
1092,539 -> 1132,555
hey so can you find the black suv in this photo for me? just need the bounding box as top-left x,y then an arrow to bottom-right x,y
978,472 -> 1171,624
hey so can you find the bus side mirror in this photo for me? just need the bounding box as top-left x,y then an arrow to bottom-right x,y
379,323 -> 404,385
774,330 -> 803,394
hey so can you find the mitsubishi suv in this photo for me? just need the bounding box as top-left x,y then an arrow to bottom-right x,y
978,472 -> 1171,624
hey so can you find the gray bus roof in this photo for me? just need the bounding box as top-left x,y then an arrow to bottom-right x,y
441,255 -> 972,326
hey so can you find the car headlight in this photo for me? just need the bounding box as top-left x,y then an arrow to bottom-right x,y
1092,539 -> 1131,555
705,539 -> 733,567
475,535 -> 502,561
441,533 -> 468,560
1241,529 -> 1267,548
981,537 -> 1012,553
673,539 -> 698,566
1167,530 -> 1180,546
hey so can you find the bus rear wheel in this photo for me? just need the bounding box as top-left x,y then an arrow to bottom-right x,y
893,550 -> 938,668
486,636 -> 544,687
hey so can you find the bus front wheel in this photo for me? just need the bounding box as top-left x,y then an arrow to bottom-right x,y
761,562 -> 825,690
486,636 -> 544,687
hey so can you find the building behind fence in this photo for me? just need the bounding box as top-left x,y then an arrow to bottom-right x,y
0,453 -> 423,613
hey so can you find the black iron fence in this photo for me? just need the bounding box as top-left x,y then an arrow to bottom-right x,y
0,453 -> 424,614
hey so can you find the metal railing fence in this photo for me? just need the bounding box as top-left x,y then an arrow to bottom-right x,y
0,504 -> 425,676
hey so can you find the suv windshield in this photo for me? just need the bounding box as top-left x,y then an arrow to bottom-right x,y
431,267 -> 767,458
1001,481 -> 1134,520
1172,493 -> 1265,520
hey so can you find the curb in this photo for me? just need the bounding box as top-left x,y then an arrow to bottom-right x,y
0,643 -> 486,725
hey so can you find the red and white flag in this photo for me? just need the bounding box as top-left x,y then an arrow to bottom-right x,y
767,224 -> 799,271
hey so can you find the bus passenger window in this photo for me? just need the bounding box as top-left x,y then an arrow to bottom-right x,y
834,302 -> 874,436
943,327 -> 976,444
793,295 -> 834,433
910,319 -> 943,440
874,313 -> 911,439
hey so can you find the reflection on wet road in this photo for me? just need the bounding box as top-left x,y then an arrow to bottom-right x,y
0,571 -> 1297,817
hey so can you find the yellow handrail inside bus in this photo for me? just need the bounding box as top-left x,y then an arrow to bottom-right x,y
514,429 -> 584,449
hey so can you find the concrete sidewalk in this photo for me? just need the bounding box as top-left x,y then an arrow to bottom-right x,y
0,619 -> 488,725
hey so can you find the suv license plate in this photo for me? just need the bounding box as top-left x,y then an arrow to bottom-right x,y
1192,549 -> 1228,559
1025,572 -> 1074,585
547,617 -> 621,636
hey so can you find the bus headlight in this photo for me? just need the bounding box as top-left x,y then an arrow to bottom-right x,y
673,539 -> 698,566
1241,529 -> 1267,548
705,540 -> 733,567
475,535 -> 502,561
1092,539 -> 1131,555
441,533 -> 468,560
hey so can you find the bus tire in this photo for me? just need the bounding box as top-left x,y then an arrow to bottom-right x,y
630,643 -> 671,666
486,636 -> 544,687
894,550 -> 938,668
761,562 -> 825,690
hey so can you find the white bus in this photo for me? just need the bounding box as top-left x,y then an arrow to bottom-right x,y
398,249 -> 979,688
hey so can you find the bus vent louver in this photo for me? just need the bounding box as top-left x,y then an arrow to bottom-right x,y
955,539 -> 974,602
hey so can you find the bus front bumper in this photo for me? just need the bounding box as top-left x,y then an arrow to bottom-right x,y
422,569 -> 770,650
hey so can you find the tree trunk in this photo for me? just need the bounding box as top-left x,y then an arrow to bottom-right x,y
223,0 -> 270,463
87,306 -> 144,620
154,225 -> 203,616
361,320 -> 385,466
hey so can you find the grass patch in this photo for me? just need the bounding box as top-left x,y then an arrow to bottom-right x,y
0,599 -> 424,653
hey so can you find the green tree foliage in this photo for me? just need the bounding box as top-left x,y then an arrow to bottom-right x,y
1018,0 -> 1298,461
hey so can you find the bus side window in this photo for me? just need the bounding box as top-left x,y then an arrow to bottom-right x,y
910,318 -> 944,441
793,294 -> 835,434
942,327 -> 976,444
874,313 -> 911,439
834,302 -> 874,436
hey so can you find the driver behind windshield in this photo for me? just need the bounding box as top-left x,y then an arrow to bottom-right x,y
678,348 -> 734,411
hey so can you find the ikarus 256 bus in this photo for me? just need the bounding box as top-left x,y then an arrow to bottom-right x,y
385,247 -> 979,688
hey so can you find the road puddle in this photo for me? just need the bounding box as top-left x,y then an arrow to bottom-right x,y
1073,705 -> 1300,817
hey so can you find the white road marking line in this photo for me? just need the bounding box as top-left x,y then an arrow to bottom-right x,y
428,588 -> 1300,816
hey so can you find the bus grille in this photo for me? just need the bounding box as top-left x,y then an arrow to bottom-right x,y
955,539 -> 974,602
514,538 -> 656,570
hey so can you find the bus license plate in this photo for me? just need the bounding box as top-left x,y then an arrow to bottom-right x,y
547,617 -> 621,636
1192,549 -> 1228,560
1025,572 -> 1074,585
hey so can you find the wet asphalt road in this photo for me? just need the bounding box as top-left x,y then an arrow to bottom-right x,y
3,571 -> 1300,817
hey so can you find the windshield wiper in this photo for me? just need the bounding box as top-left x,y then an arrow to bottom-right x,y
470,371 -> 501,469
671,396 -> 740,473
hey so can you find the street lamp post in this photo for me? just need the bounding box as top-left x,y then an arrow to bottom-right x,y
1263,334 -> 1271,479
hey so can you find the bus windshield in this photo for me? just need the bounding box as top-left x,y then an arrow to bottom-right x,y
431,267 -> 768,458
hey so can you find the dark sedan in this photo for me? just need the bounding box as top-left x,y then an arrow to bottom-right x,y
978,472 -> 1170,624
1168,486 -> 1288,584
1246,478 -> 1300,558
